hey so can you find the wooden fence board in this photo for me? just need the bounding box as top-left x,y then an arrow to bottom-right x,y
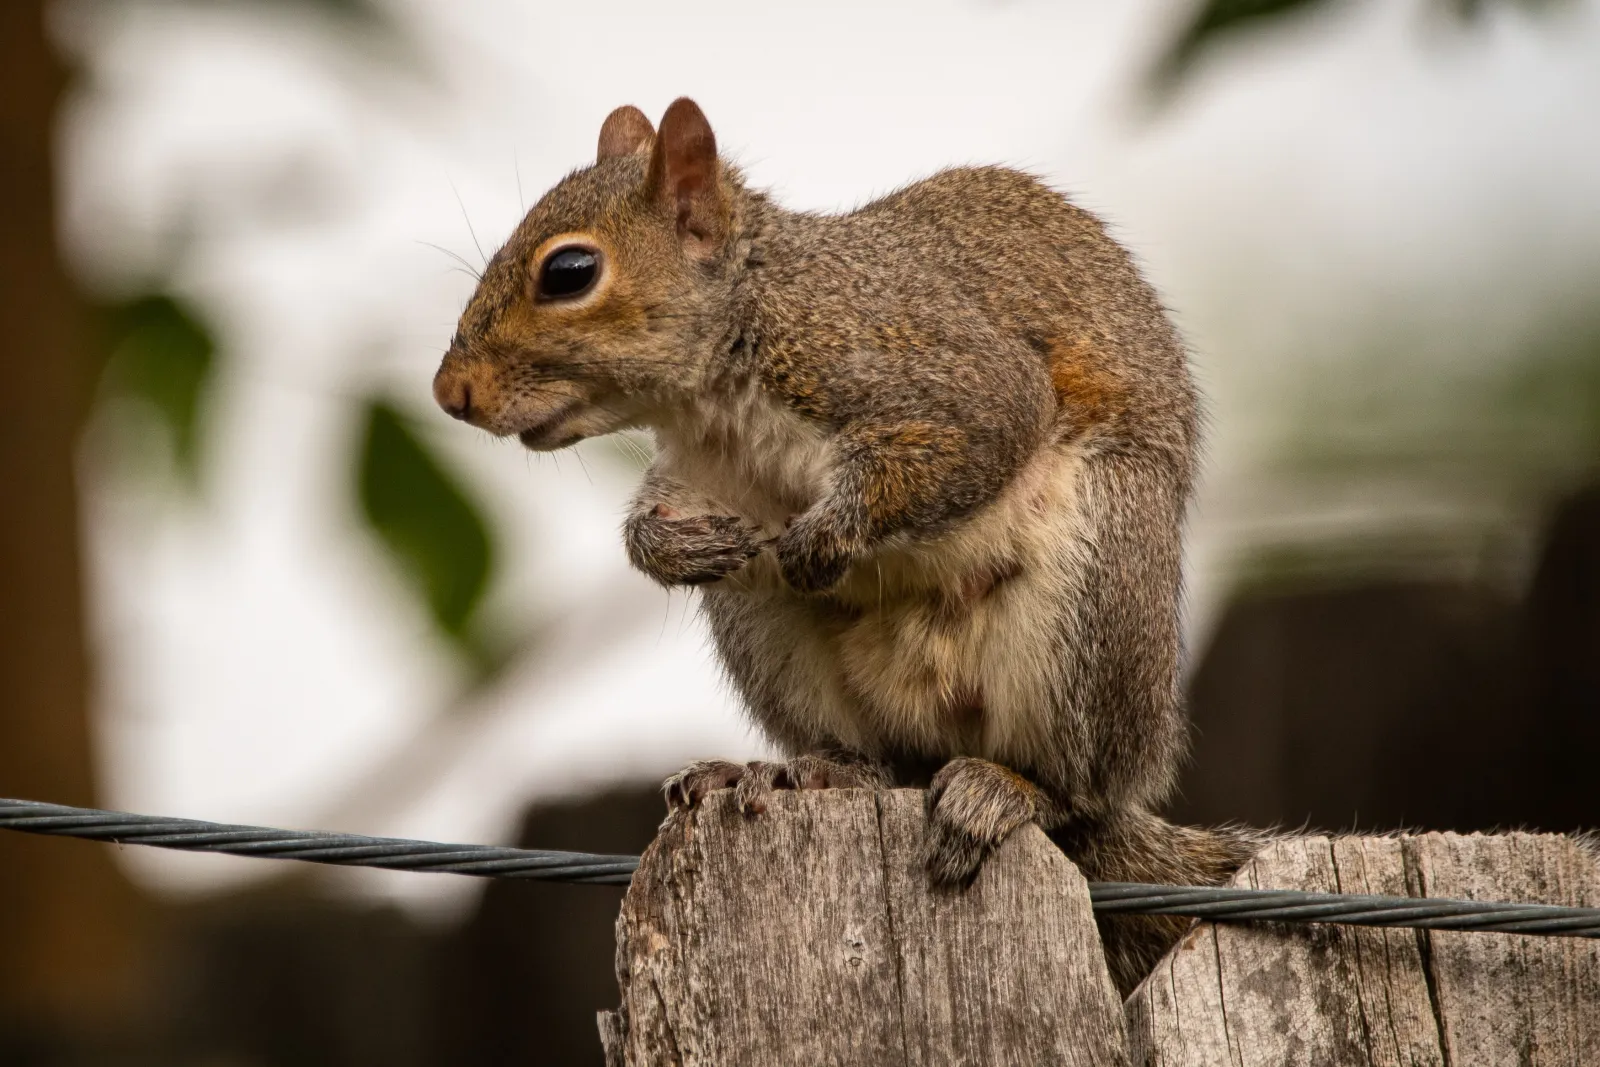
600,788 -> 1129,1067
1126,832 -> 1600,1067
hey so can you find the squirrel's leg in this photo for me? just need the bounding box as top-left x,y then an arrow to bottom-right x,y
663,751 -> 889,815
923,757 -> 1067,886
773,337 -> 1054,594
776,420 -> 1000,594
624,466 -> 768,587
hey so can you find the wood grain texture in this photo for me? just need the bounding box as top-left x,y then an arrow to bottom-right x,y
1126,832 -> 1600,1067
599,788 -> 1129,1066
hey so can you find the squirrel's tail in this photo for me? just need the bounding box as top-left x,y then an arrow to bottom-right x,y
1052,811 -> 1266,999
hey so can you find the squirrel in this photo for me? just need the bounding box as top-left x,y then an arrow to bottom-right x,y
433,98 -> 1262,998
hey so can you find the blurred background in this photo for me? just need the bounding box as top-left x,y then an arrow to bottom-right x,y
2,0 -> 1596,1062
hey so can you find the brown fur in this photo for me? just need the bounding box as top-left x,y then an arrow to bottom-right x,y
434,99 -> 1262,999
1048,337 -> 1129,427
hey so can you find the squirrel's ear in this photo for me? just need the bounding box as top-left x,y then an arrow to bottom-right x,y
597,105 -> 655,162
647,97 -> 726,256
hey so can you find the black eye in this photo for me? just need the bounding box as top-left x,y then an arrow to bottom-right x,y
538,247 -> 599,299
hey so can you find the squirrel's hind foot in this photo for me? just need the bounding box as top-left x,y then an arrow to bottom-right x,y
923,757 -> 1055,887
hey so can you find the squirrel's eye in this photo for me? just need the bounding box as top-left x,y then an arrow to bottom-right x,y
538,247 -> 599,300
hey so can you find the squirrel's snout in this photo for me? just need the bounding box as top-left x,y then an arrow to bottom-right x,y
433,366 -> 474,422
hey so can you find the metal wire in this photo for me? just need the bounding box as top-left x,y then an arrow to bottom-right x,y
4,798 -> 1598,937
1087,882 -> 1600,938
0,798 -> 638,885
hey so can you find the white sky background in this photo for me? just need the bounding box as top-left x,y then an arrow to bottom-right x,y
50,0 -> 1600,916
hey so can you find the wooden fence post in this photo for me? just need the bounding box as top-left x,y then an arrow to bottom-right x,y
1126,832 -> 1600,1066
601,794 -> 1600,1067
598,789 -> 1130,1066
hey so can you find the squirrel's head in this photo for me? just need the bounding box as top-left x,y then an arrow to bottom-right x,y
433,98 -> 739,450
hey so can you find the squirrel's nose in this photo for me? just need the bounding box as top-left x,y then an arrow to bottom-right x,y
433,369 -> 474,422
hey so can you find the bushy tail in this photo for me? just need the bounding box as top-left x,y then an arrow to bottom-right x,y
1051,811 -> 1266,999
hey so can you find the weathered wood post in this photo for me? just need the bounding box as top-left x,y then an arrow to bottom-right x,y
598,789 -> 1130,1066
1127,832 -> 1600,1066
601,791 -> 1600,1067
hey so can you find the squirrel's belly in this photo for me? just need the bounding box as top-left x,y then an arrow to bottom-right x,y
832,570 -> 1071,766
759,443 -> 1091,766
845,448 -> 1087,764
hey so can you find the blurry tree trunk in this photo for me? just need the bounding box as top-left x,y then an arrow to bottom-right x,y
0,0 -> 150,1049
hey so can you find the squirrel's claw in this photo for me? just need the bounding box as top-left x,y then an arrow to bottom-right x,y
733,761 -> 788,815
663,759 -> 747,809
784,753 -> 888,791
664,754 -> 889,815
923,757 -> 1042,888
733,755 -> 889,814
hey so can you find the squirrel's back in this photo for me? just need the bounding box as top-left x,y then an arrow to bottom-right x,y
745,166 -> 1196,464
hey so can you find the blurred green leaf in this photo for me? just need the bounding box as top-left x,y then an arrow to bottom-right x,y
1152,0 -> 1574,97
1446,0 -> 1574,18
98,293 -> 217,488
357,399 -> 496,660
283,0 -> 389,23
196,0 -> 419,72
201,0 -> 393,33
1154,0 -> 1327,91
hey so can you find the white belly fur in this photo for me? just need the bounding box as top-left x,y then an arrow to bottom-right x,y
655,384 -> 1089,765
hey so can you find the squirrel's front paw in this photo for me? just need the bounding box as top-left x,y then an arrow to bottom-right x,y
775,511 -> 858,594
923,758 -> 1044,887
627,508 -> 766,587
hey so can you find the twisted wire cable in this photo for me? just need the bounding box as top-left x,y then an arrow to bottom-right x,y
0,798 -> 638,885
5,798 -> 1598,936
1087,881 -> 1600,938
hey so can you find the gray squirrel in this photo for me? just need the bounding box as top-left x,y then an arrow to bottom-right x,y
433,98 -> 1261,996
